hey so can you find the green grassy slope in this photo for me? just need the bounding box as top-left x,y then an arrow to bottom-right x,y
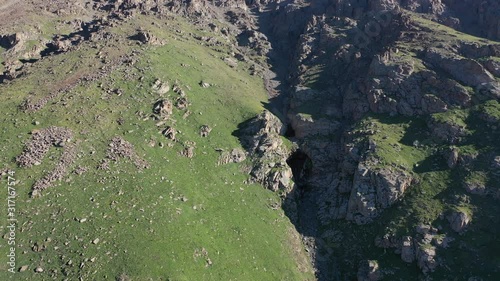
0,15 -> 313,281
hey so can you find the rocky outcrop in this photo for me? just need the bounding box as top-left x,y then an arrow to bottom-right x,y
134,30 -> 166,45
238,111 -> 294,194
483,59 -> 500,77
152,79 -> 170,95
425,48 -> 495,87
446,147 -> 459,168
218,148 -> 246,165
289,114 -> 341,139
199,125 -> 212,137
427,117 -> 468,144
162,126 -> 177,140
237,30 -> 271,56
0,33 -> 25,50
153,99 -> 173,116
443,0 -> 500,41
447,210 -> 471,233
416,244 -> 437,274
346,163 -> 414,224
463,181 -> 487,196
375,224 -> 450,274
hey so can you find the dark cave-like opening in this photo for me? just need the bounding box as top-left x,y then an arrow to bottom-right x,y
284,124 -> 296,138
286,149 -> 311,190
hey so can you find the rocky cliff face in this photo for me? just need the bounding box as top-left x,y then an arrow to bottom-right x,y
231,0 -> 500,280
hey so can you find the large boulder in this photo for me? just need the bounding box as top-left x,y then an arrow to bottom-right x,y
238,111 -> 293,193
416,244 -> 438,274
425,48 -> 495,87
346,164 -> 414,224
0,33 -> 26,50
447,210 -> 471,233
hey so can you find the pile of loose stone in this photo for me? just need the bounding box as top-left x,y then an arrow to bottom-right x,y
16,126 -> 73,167
99,136 -> 150,170
15,126 -> 76,196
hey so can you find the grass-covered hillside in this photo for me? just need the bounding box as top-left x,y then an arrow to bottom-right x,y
0,12 -> 313,281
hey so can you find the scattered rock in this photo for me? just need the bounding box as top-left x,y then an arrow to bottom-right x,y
73,166 -> 88,175
199,125 -> 212,137
16,126 -> 73,168
152,79 -> 170,95
19,265 -> 29,272
134,30 -> 165,45
357,260 -> 382,281
180,145 -> 194,158
199,81 -> 210,88
223,57 -> 238,68
16,127 -> 77,195
175,97 -> 189,110
99,137 -> 150,170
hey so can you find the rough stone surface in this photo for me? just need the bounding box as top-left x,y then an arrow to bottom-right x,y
447,210 -> 471,233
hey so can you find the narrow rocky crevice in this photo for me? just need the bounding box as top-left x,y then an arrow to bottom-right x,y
250,2 -> 333,279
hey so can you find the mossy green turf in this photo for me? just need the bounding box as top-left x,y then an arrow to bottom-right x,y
0,15 -> 313,281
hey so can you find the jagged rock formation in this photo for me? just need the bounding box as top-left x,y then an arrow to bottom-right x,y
217,148 -> 246,165
447,210 -> 471,233
134,29 -> 166,45
238,111 -> 294,193
233,0 -> 500,279
346,163 -> 415,224
153,99 -> 173,116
